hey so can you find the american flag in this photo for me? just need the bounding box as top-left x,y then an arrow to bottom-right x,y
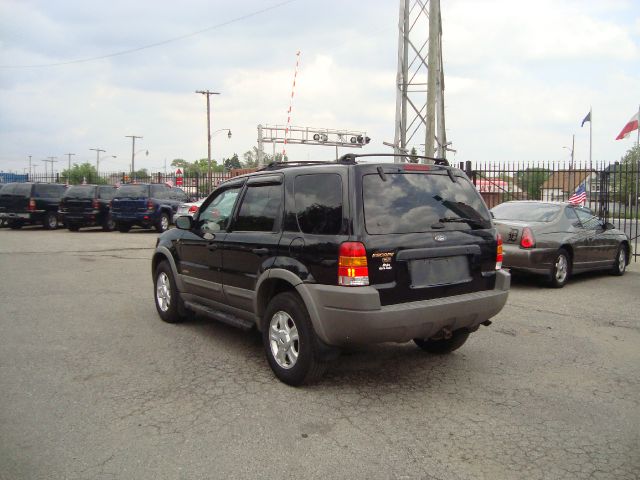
569,183 -> 587,205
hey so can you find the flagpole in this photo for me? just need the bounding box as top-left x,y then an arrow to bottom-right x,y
589,107 -> 593,170
637,104 -> 639,147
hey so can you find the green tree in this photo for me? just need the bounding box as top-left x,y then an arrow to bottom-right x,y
60,163 -> 106,185
243,147 -> 260,168
515,168 -> 550,200
225,154 -> 242,170
409,147 -> 419,163
618,144 -> 640,206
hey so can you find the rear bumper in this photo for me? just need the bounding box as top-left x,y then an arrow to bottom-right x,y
299,270 -> 510,346
502,244 -> 555,275
59,211 -> 102,226
0,212 -> 40,222
112,212 -> 154,226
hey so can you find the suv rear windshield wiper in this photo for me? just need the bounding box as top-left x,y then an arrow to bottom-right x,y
439,216 -> 488,229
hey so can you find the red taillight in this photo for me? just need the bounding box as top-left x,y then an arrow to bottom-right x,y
147,200 -> 154,210
520,227 -> 535,249
188,205 -> 199,214
28,198 -> 36,211
495,233 -> 503,270
338,242 -> 369,286
92,199 -> 99,209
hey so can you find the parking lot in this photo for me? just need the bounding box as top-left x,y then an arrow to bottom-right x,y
0,227 -> 638,480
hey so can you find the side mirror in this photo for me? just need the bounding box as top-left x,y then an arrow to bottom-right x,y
175,215 -> 193,230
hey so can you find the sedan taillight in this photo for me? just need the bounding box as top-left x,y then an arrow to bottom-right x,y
520,227 -> 536,249
496,233 -> 503,270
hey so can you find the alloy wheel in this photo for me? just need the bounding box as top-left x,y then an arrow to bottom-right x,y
156,272 -> 171,312
555,255 -> 568,283
269,311 -> 299,369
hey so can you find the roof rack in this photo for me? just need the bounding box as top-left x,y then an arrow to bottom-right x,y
260,160 -> 331,171
337,153 -> 450,166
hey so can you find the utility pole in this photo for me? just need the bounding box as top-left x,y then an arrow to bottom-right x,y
64,153 -> 75,183
196,90 -> 220,192
393,0 -> 447,162
125,135 -> 143,176
90,148 -> 105,177
42,157 -> 58,182
28,155 -> 32,179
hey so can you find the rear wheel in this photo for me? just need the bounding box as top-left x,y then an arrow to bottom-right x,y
102,214 -> 116,232
610,245 -> 627,276
549,248 -> 570,288
156,212 -> 170,233
414,329 -> 470,354
117,222 -> 131,233
43,211 -> 58,230
263,292 -> 327,386
154,261 -> 184,323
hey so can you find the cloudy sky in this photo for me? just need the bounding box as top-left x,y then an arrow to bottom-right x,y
1,0 -> 639,175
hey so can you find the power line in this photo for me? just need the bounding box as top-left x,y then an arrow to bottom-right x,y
0,0 -> 298,69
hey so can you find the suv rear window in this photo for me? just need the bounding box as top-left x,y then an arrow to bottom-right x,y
34,184 -> 65,198
2,183 -> 32,196
294,174 -> 343,235
363,172 -> 490,234
64,185 -> 96,198
116,185 -> 149,198
98,186 -> 116,200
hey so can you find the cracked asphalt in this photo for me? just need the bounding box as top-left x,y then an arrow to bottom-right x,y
0,227 -> 638,480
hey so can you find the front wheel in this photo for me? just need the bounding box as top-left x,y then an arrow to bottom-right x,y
414,329 -> 470,354
43,211 -> 58,230
610,245 -> 627,276
263,292 -> 327,386
154,261 -> 184,323
548,248 -> 571,288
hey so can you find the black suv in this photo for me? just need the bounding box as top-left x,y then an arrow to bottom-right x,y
151,156 -> 510,385
0,182 -> 67,229
111,183 -> 190,233
59,184 -> 117,231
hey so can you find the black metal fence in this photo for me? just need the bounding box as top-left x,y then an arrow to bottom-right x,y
464,159 -> 639,261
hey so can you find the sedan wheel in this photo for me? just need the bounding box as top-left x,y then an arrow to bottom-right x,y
549,249 -> 570,288
611,246 -> 627,276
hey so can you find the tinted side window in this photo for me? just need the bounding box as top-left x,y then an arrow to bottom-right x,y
565,207 -> 579,221
575,207 -> 599,230
150,185 -> 168,199
234,184 -> 282,232
199,187 -> 241,233
294,174 -> 343,235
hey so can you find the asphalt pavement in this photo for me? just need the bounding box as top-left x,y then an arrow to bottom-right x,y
0,226 -> 638,480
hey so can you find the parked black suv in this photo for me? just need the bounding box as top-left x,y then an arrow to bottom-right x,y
151,156 -> 510,385
0,182 -> 67,229
111,183 -> 189,233
59,184 -> 117,231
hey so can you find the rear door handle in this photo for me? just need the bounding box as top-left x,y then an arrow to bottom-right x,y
252,248 -> 269,255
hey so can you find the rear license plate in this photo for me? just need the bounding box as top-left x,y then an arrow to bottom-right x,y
408,255 -> 471,288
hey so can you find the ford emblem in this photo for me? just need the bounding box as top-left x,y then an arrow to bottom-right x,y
434,233 -> 447,242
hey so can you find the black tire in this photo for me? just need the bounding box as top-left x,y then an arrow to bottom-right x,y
117,222 -> 131,233
68,224 -> 80,232
43,211 -> 58,230
548,248 -> 571,288
102,214 -> 116,232
155,212 -> 170,233
610,245 -> 627,276
8,220 -> 22,230
262,291 -> 327,386
414,329 -> 470,354
153,261 -> 184,324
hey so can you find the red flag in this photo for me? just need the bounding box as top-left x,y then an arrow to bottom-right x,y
615,111 -> 639,140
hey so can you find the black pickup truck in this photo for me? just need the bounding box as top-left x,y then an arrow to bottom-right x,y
58,184 -> 117,231
0,182 -> 67,229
